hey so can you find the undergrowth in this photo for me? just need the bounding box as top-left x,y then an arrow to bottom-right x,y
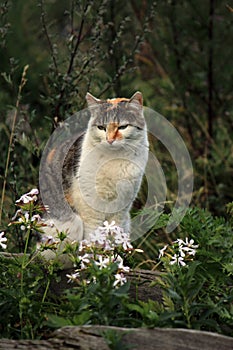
0,191 -> 232,339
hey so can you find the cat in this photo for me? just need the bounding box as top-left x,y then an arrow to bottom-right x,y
40,91 -> 149,255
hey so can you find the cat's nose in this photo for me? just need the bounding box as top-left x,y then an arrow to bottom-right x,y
107,138 -> 115,144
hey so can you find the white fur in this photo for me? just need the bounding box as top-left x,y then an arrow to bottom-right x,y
70,123 -> 148,239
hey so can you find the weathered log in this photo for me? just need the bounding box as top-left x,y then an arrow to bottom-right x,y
0,325 -> 233,350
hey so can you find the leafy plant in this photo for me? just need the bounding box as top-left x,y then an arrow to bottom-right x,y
0,189 -> 233,339
131,206 -> 233,336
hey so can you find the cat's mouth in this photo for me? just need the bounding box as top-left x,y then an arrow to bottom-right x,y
102,138 -> 125,148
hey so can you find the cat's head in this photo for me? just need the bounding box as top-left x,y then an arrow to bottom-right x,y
85,91 -> 146,146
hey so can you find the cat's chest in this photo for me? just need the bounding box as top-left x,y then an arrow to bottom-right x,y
79,145 -> 142,181
81,155 -> 141,203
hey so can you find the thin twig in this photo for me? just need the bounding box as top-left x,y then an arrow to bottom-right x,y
40,0 -> 58,74
53,2 -> 89,126
0,65 -> 29,225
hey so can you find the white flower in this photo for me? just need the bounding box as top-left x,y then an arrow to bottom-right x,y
18,212 -> 29,223
11,209 -> 23,220
170,254 -> 186,267
115,255 -> 130,272
40,235 -> 58,246
185,237 -> 198,246
89,229 -> 107,245
158,245 -> 168,258
95,255 -> 110,269
178,246 -> 186,258
103,238 -> 114,251
16,188 -> 39,204
99,220 -> 117,233
113,273 -> 127,288
115,232 -> 133,250
31,214 -> 41,222
24,212 -> 30,221
0,232 -> 7,249
29,188 -> 39,196
78,239 -> 91,252
174,238 -> 185,246
66,271 -> 80,283
79,253 -> 90,269
175,237 -> 198,257
175,237 -> 198,249
183,237 -> 199,249
181,246 -> 197,256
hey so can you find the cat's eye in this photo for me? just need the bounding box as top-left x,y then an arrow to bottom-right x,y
97,125 -> 106,131
118,124 -> 129,130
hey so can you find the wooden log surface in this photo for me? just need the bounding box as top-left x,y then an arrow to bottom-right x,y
0,325 -> 233,350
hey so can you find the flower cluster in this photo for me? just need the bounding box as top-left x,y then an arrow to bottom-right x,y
158,237 -> 199,267
66,221 -> 133,288
9,190 -> 134,288
89,220 -> 133,251
12,210 -> 42,231
9,188 -> 45,233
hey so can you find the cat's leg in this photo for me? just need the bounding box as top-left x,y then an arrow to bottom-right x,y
41,213 -> 84,242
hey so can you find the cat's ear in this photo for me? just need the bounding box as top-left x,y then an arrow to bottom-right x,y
129,91 -> 143,106
86,92 -> 103,107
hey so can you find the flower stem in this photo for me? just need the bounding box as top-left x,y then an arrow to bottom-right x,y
0,65 -> 29,225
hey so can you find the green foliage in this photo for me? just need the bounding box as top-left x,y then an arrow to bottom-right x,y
131,206 -> 233,336
133,0 -> 233,213
1,198 -> 233,339
0,253 -> 59,339
46,267 -> 131,328
101,329 -> 132,350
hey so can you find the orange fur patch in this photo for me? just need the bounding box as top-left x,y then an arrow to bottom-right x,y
46,148 -> 56,163
106,97 -> 129,111
65,191 -> 74,206
107,97 -> 129,104
106,122 -> 123,143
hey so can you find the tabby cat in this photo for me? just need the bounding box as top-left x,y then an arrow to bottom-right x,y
41,91 -> 149,247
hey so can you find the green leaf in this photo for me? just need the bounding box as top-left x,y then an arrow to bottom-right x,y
45,314 -> 73,328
